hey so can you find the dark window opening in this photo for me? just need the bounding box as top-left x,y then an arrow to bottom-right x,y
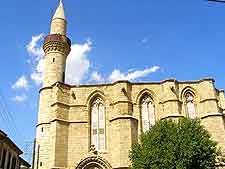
63,72 -> 65,82
53,58 -> 55,63
1,149 -> 6,168
41,127 -> 44,132
0,146 -> 2,164
40,162 -> 42,167
11,157 -> 16,169
6,152 -> 11,169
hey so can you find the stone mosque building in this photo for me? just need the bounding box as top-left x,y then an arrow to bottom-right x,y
34,1 -> 225,169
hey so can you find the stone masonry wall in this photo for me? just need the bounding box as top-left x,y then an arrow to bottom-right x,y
36,78 -> 225,169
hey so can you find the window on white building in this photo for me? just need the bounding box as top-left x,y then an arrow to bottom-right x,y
185,92 -> 196,119
91,98 -> 105,151
141,95 -> 155,132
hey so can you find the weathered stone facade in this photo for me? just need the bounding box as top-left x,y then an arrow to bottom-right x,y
34,1 -> 225,169
35,79 -> 225,169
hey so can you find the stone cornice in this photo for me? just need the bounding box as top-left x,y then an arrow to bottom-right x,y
199,98 -> 218,103
36,122 -> 50,127
200,112 -> 223,119
36,119 -> 88,127
51,101 -> 87,108
160,99 -> 182,104
39,86 -> 53,93
160,113 -> 184,120
110,115 -> 138,122
110,100 -> 133,106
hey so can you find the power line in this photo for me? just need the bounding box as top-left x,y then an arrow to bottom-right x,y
0,88 -> 24,141
23,141 -> 34,164
0,97 -> 16,138
0,101 -> 14,137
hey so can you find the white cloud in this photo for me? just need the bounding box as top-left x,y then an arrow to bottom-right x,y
90,71 -> 104,82
108,66 -> 160,82
25,33 -> 160,86
30,58 -> 44,85
141,37 -> 149,44
26,33 -> 45,59
12,76 -> 29,90
26,33 -> 45,85
65,40 -> 92,85
11,94 -> 27,103
108,70 -> 126,82
26,34 -> 92,85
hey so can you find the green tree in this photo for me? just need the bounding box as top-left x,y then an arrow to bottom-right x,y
130,118 -> 223,169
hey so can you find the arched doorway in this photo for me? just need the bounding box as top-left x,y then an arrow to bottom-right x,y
82,162 -> 103,169
76,156 -> 111,169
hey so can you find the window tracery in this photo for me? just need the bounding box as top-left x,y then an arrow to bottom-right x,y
141,95 -> 155,132
184,91 -> 196,119
91,98 -> 105,151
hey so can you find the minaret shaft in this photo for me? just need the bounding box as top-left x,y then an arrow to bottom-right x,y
42,0 -> 71,87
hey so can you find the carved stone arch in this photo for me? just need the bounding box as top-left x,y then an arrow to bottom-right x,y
88,91 -> 106,151
136,89 -> 157,132
76,155 -> 112,169
135,88 -> 158,105
180,86 -> 200,102
180,86 -> 199,118
86,90 -> 105,107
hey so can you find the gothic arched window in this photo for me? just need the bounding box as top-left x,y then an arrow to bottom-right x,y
91,98 -> 105,151
184,91 -> 196,119
141,95 -> 155,132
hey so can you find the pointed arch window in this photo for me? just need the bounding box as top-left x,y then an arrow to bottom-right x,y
184,91 -> 196,119
141,95 -> 155,132
91,98 -> 105,151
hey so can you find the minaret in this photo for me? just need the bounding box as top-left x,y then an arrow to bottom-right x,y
34,1 -> 71,169
42,0 -> 71,87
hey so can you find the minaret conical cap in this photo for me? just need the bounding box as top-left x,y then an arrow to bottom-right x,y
52,0 -> 66,20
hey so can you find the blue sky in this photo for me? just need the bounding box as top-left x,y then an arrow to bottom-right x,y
0,0 -> 225,161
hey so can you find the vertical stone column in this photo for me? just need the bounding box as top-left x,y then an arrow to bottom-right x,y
35,88 -> 52,169
110,117 -> 138,168
109,82 -> 138,168
160,80 -> 181,119
49,121 -> 68,169
198,80 -> 225,152
218,90 -> 225,114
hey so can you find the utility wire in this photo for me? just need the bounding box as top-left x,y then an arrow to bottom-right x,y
23,141 -> 34,164
0,96 -> 15,138
0,101 -> 14,137
0,88 -> 24,141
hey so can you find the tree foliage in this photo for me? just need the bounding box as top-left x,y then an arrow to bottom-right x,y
130,118 -> 223,169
